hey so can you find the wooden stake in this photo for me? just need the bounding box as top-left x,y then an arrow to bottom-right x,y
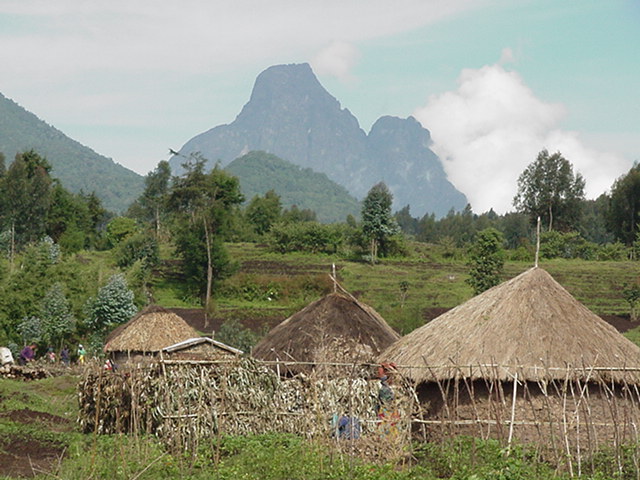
535,216 -> 541,268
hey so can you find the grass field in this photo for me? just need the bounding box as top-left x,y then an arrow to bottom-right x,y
1,373 -> 630,479
2,241 -> 639,478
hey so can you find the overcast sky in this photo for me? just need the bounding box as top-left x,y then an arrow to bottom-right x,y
1,0 -> 638,213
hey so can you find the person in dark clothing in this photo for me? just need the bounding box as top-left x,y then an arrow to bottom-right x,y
19,345 -> 36,365
60,346 -> 70,367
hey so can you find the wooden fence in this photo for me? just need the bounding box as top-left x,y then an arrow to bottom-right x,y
78,358 -> 640,474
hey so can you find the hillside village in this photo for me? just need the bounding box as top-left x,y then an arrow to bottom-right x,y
1,64 -> 640,479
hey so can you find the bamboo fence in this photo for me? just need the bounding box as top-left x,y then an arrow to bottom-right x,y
78,359 -> 640,474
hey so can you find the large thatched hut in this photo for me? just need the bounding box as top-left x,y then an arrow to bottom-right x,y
104,305 -> 201,364
252,292 -> 400,375
380,267 -> 640,449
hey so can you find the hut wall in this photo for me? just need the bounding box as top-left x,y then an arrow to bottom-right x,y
418,379 -> 640,451
111,351 -> 157,365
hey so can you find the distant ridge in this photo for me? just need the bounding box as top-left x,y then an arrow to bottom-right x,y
0,93 -> 142,212
225,151 -> 361,223
171,63 -> 467,218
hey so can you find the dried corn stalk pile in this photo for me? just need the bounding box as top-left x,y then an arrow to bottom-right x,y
78,357 -> 415,452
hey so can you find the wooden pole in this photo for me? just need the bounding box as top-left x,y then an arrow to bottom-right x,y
507,372 -> 518,453
535,216 -> 541,268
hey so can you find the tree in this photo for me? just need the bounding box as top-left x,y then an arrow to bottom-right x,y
361,182 -> 399,263
40,283 -> 74,348
513,149 -> 585,232
607,163 -> 640,245
139,160 -> 171,237
106,217 -> 139,247
395,205 -> 418,236
167,157 -> 243,325
466,228 -> 505,295
85,274 -> 137,334
246,190 -> 282,235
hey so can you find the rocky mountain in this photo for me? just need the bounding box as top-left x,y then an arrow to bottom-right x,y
0,93 -> 143,212
171,63 -> 466,218
225,151 -> 361,223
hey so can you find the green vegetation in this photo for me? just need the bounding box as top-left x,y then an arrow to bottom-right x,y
0,93 -> 143,213
226,151 -> 361,223
2,375 -> 639,479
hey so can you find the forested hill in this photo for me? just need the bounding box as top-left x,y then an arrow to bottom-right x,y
0,93 -> 143,213
170,63 -> 467,218
226,151 -> 361,222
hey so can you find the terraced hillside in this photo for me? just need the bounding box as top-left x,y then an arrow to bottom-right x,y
151,243 -> 640,344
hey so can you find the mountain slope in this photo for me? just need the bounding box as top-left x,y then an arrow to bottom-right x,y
0,93 -> 142,212
171,63 -> 467,218
225,151 -> 361,223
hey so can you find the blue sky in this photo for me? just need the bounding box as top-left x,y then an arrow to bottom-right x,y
0,0 -> 637,213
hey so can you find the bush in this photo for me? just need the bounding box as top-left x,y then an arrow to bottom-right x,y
268,222 -> 343,254
597,242 -> 630,261
540,231 -> 597,260
114,231 -> 159,269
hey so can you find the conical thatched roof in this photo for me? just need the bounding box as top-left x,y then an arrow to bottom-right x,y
252,292 -> 400,367
380,267 -> 640,384
104,305 -> 200,353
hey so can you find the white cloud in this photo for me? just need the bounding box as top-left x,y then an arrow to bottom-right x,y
414,63 -> 631,214
0,0 -> 489,174
311,41 -> 360,82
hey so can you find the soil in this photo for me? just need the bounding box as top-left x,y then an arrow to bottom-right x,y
0,410 -> 70,478
169,307 -> 285,334
0,409 -> 72,431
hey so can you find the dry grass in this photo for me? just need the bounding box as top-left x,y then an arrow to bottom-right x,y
380,267 -> 640,384
252,292 -> 400,373
104,305 -> 200,353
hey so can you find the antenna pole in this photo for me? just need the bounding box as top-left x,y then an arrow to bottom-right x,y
332,263 -> 337,292
534,216 -> 541,268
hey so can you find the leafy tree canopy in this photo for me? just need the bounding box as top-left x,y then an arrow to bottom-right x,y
513,149 -> 585,232
466,228 -> 505,295
607,162 -> 640,245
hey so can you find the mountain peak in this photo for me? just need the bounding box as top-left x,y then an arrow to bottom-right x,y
172,64 -> 467,218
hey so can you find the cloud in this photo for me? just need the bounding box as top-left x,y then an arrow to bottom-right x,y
0,0 -> 492,174
413,62 -> 631,214
311,41 -> 360,82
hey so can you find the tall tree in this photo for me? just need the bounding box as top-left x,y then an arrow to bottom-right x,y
0,150 -> 54,265
168,157 -> 243,325
40,283 -> 75,348
139,160 -> 171,237
246,189 -> 282,235
607,163 -> 640,245
513,149 -> 585,232
85,273 -> 137,334
361,182 -> 398,264
466,228 -> 505,295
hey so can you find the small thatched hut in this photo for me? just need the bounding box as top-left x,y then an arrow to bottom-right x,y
104,305 -> 201,364
162,337 -> 243,360
252,292 -> 400,374
380,267 -> 640,448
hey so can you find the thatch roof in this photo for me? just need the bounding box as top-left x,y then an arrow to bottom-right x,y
252,292 -> 400,367
104,305 -> 200,353
380,267 -> 640,384
162,337 -> 243,356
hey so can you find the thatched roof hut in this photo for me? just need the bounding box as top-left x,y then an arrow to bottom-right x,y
252,292 -> 399,371
380,267 -> 640,384
104,305 -> 200,361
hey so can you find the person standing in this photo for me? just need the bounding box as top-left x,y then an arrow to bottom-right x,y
77,344 -> 86,365
19,345 -> 36,365
60,346 -> 70,367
